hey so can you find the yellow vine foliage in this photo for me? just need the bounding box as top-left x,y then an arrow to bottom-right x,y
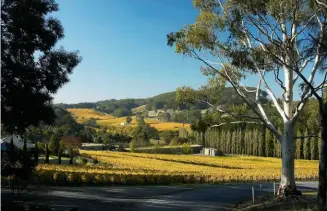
34,151 -> 318,186
67,108 -> 190,131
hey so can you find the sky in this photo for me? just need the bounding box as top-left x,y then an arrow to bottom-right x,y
52,0 -> 323,104
53,0 -> 209,103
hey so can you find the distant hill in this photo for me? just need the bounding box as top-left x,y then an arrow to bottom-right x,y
55,87 -> 268,117
67,108 -> 190,131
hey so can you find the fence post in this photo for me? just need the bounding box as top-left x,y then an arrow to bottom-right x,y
260,184 -> 262,197
273,182 -> 276,195
252,187 -> 255,204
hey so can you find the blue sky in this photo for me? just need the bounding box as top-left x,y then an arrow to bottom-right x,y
52,0 -> 322,104
53,0 -> 209,103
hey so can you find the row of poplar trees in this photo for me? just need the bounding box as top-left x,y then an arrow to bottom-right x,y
182,123 -> 320,160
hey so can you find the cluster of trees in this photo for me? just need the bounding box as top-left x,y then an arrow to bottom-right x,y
159,130 -> 179,143
56,87 -> 264,120
188,124 -> 320,160
130,115 -> 159,147
25,108 -> 88,164
92,99 -> 143,117
183,99 -> 321,160
93,130 -> 132,145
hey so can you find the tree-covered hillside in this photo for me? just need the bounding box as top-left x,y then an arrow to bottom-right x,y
55,87 -> 268,118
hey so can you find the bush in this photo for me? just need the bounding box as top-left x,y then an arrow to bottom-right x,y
81,158 -> 88,165
117,144 -> 126,152
37,142 -> 45,150
92,159 -> 99,164
181,144 -> 193,155
170,137 -> 189,145
129,140 -> 135,153
75,157 -> 87,165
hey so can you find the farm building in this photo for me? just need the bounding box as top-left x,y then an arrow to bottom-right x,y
201,148 -> 220,156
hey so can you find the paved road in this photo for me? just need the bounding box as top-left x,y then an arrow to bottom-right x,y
1,182 -> 318,211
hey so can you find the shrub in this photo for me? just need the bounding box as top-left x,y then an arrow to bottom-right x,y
170,137 -> 189,145
81,158 -> 88,165
92,159 -> 99,164
75,157 -> 87,165
169,139 -> 177,146
37,142 -> 45,150
181,144 -> 193,155
129,140 -> 135,153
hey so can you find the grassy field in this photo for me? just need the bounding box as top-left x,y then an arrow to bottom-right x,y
67,108 -> 190,131
34,151 -> 318,186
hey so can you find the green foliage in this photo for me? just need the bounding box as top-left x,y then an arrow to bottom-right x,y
160,130 -> 179,142
129,140 -> 135,153
94,136 -> 102,144
1,143 -> 36,189
132,124 -> 158,146
101,133 -> 111,145
181,143 -> 193,155
96,99 -> 144,114
1,0 -> 81,134
191,119 -> 209,133
49,134 -> 60,154
83,118 -> 98,128
226,130 -> 231,154
117,144 -> 126,152
310,138 -> 319,160
76,157 -> 88,165
295,130 -> 302,160
179,128 -> 189,138
158,112 -> 171,121
303,130 -> 311,160
136,114 -> 146,126
126,116 -> 132,124
37,142 -> 45,150
113,107 -> 132,117
265,129 -> 274,157
170,137 -> 189,145
258,126 -> 265,156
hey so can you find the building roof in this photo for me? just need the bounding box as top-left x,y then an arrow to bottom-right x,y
1,135 -> 35,149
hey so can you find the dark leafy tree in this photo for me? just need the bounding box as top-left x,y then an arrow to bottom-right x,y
126,116 -> 132,125
49,133 -> 60,155
84,118 -> 98,128
113,108 -> 132,117
158,112 -> 171,122
1,0 -> 81,134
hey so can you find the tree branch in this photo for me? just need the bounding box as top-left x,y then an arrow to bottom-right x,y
189,49 -> 281,141
316,0 -> 327,8
209,121 -> 263,130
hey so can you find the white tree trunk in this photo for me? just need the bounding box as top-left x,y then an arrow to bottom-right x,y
277,121 -> 299,196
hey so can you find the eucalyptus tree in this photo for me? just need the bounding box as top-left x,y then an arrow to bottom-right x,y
167,0 -> 327,196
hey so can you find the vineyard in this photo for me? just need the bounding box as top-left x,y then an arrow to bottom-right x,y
67,108 -> 190,131
34,151 -> 318,186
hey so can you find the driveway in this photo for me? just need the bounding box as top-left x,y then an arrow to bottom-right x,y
1,181 -> 318,211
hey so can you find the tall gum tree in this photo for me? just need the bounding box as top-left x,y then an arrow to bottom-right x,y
167,0 -> 327,196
